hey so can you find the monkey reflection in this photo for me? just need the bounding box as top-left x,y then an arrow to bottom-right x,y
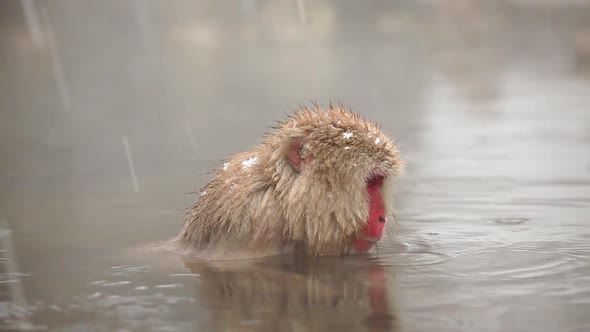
182,254 -> 400,332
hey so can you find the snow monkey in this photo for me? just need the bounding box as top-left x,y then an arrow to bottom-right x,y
172,103 -> 404,260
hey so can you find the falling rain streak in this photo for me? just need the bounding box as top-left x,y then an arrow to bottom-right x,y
40,8 -> 71,112
19,0 -> 43,47
296,0 -> 307,24
122,136 -> 140,194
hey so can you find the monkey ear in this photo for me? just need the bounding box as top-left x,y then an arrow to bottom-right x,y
286,138 -> 313,172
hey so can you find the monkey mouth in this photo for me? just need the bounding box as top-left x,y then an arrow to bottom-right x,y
352,237 -> 380,253
357,236 -> 379,243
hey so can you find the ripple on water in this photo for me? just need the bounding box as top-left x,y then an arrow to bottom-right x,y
375,239 -> 457,267
0,263 -> 204,331
154,284 -> 183,289
377,231 -> 590,302
492,217 -> 529,225
433,243 -> 590,285
1,291 -> 200,332
376,230 -> 511,269
403,309 -> 472,332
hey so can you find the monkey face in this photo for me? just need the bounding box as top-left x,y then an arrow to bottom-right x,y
353,176 -> 387,252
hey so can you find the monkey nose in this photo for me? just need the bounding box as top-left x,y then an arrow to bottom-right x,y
378,216 -> 386,224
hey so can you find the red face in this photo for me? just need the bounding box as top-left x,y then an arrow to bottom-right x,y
353,176 -> 387,252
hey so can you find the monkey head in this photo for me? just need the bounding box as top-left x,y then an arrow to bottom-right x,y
278,106 -> 404,255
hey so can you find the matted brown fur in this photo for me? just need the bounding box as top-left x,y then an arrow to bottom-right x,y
170,103 -> 404,260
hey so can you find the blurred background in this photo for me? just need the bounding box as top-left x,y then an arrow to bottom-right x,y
2,0 -> 590,195
1,1 -> 590,331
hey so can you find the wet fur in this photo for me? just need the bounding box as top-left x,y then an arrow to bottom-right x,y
169,103 -> 404,260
